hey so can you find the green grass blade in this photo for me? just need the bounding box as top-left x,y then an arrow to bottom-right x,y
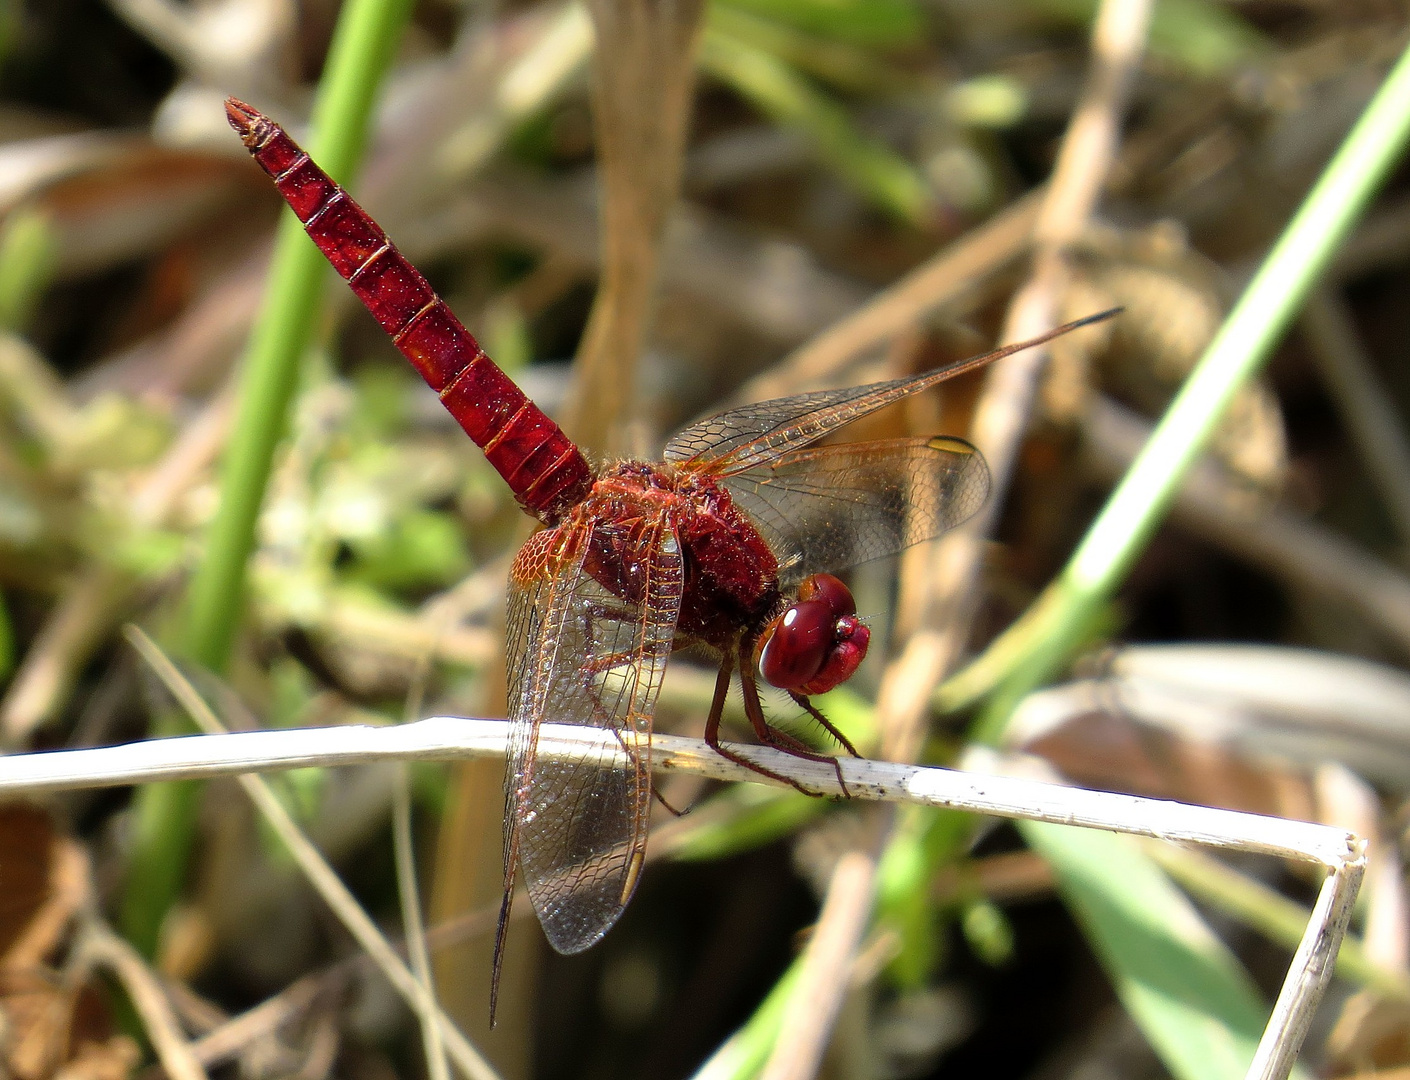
1031,0 -> 1269,76
1147,841 -> 1410,1001
0,208 -> 55,333
712,0 -> 924,47
700,23 -> 933,225
939,38 -> 1410,730
184,0 -> 414,671
120,0 -> 415,958
708,6 -> 913,96
941,47 -> 1410,1066
1023,824 -> 1276,1080
689,29 -> 1410,1080
690,955 -> 804,1080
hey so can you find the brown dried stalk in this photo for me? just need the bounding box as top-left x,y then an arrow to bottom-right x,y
565,0 -> 708,455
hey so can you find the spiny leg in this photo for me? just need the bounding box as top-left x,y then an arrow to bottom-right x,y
602,722 -> 684,814
737,640 -> 851,798
788,690 -> 861,758
702,651 -> 821,798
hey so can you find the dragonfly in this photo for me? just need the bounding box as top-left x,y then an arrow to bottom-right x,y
225,99 -> 1115,1020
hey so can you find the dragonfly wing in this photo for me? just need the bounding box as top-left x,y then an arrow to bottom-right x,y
502,527 -> 583,919
665,382 -> 906,468
666,313 -> 1118,472
504,510 -> 683,955
723,436 -> 990,589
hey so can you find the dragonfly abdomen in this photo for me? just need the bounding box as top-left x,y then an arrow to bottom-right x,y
226,99 -> 594,525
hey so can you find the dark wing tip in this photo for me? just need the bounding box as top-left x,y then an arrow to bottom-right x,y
1070,306 -> 1123,331
927,434 -> 991,527
926,435 -> 979,456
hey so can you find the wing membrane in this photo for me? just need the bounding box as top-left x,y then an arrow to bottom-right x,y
723,436 -> 990,589
503,508 -> 683,955
666,311 -> 1118,471
666,382 -> 902,468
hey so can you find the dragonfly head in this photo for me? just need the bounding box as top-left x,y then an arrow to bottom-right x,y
756,573 -> 870,696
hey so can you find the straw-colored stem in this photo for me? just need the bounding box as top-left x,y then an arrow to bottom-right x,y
945,40 -> 1410,731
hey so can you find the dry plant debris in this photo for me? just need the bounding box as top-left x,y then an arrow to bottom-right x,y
0,805 -> 138,1080
0,1 -> 1406,1079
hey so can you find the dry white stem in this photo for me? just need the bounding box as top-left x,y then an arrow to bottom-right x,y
0,719 -> 1351,864
0,570 -> 130,744
1249,860 -> 1362,1080
807,10 -> 1159,1065
1315,764 -> 1409,974
880,0 -> 1155,763
568,0 -> 706,453
737,191 -> 1042,401
1331,195 -> 1410,282
1034,0 -> 1152,246
1301,289 -> 1410,548
0,384 -> 233,744
1084,394 -> 1410,656
394,773 -> 450,1080
190,974 -> 322,1067
108,0 -> 293,86
303,594 -> 498,668
0,715 -> 1362,1080
129,387 -> 234,528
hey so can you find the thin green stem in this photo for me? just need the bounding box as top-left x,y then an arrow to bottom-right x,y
942,39 -> 1410,737
121,0 -> 414,957
0,208 -> 55,333
184,0 -> 414,671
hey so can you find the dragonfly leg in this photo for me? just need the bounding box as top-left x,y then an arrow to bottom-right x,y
787,691 -> 861,758
737,642 -> 851,798
602,723 -> 683,815
651,784 -> 686,816
702,654 -> 822,797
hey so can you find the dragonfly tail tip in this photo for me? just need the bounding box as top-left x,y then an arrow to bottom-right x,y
223,97 -> 265,143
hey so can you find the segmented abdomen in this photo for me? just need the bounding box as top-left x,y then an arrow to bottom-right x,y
226,99 -> 593,524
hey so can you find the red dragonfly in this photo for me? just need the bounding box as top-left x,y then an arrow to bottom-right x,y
226,99 -> 1113,1019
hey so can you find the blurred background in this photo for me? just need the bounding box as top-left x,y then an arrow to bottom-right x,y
0,1 -> 1408,1079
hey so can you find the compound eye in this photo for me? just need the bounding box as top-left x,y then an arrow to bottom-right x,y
797,573 -> 856,617
757,600 -> 833,690
796,616 -> 869,695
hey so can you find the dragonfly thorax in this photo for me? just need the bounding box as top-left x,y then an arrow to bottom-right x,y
589,460 -> 782,644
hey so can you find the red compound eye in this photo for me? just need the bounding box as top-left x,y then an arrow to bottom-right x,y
797,573 -> 856,616
757,574 -> 870,692
796,616 -> 869,695
758,599 -> 833,690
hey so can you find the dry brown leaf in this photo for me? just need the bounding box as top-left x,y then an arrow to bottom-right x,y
0,805 -> 135,1080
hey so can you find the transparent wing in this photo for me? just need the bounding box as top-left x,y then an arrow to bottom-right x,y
503,509 -> 683,955
665,382 -> 895,467
722,436 -> 990,589
665,312 -> 1118,472
502,526 -> 583,922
